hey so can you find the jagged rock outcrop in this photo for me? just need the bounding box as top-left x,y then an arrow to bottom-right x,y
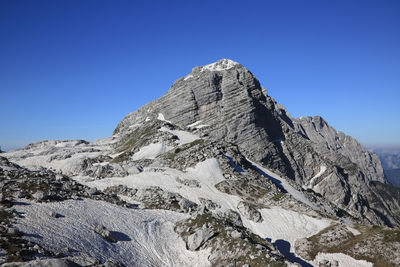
114,59 -> 398,228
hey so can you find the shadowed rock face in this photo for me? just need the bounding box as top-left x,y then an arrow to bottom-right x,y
114,59 -> 399,227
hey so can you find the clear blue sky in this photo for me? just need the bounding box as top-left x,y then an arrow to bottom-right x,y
1,0 -> 399,151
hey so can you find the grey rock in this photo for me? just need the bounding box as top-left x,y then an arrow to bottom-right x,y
176,177 -> 201,188
66,255 -> 100,266
222,209 -> 243,228
294,116 -> 384,183
237,201 -> 263,223
2,258 -> 79,267
198,197 -> 221,210
102,258 -> 123,267
294,238 -> 314,261
49,211 -> 57,218
186,227 -> 215,251
319,259 -> 331,267
230,230 -> 241,239
178,198 -> 197,212
93,224 -> 117,243
32,190 -> 46,201
7,227 -> 20,235
87,187 -> 99,195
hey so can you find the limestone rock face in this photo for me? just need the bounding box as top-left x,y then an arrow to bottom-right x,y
293,115 -> 384,183
114,59 -> 399,227
114,59 -> 288,174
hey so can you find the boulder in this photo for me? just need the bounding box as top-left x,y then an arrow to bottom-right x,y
93,224 -> 117,243
187,227 -> 215,251
237,201 -> 263,223
223,209 -> 243,228
32,190 -> 47,201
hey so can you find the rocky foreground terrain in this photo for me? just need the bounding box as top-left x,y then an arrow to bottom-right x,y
1,59 -> 399,266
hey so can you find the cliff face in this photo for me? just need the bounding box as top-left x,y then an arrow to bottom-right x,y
115,59 -> 398,227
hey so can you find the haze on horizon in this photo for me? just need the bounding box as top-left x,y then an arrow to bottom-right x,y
1,0 -> 399,151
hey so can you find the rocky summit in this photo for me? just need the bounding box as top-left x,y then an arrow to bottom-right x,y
1,59 -> 399,267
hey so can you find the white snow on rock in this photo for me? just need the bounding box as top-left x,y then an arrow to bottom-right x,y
3,138 -> 116,175
93,162 -> 109,167
243,207 -> 331,252
187,120 -> 203,128
13,199 -> 211,267
183,74 -> 194,81
131,143 -> 173,160
305,165 -> 327,189
250,160 -> 320,210
201,59 -> 239,72
187,120 -> 209,129
85,158 -> 239,212
159,127 -> 199,145
109,151 -> 124,159
312,252 -> 373,267
83,158 -> 332,255
157,113 -> 171,123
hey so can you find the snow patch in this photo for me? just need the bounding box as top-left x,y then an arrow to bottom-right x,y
129,123 -> 141,129
159,127 -> 199,145
184,74 -> 193,81
157,113 -> 171,123
187,120 -> 202,128
250,160 -> 320,211
201,59 -> 239,72
187,120 -> 209,129
84,158 -> 332,256
312,252 -> 373,267
3,139 -> 113,175
305,165 -> 327,189
243,207 -> 331,252
131,143 -> 173,160
85,158 -> 239,212
55,142 -> 67,148
109,151 -> 124,159
13,199 -> 211,266
93,162 -> 109,167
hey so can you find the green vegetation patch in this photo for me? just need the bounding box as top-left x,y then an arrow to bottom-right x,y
272,192 -> 285,201
115,123 -> 158,153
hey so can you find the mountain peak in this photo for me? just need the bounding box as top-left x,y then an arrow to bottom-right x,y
200,58 -> 240,72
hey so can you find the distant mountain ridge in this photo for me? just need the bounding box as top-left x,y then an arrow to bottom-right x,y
368,146 -> 400,170
367,146 -> 400,187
